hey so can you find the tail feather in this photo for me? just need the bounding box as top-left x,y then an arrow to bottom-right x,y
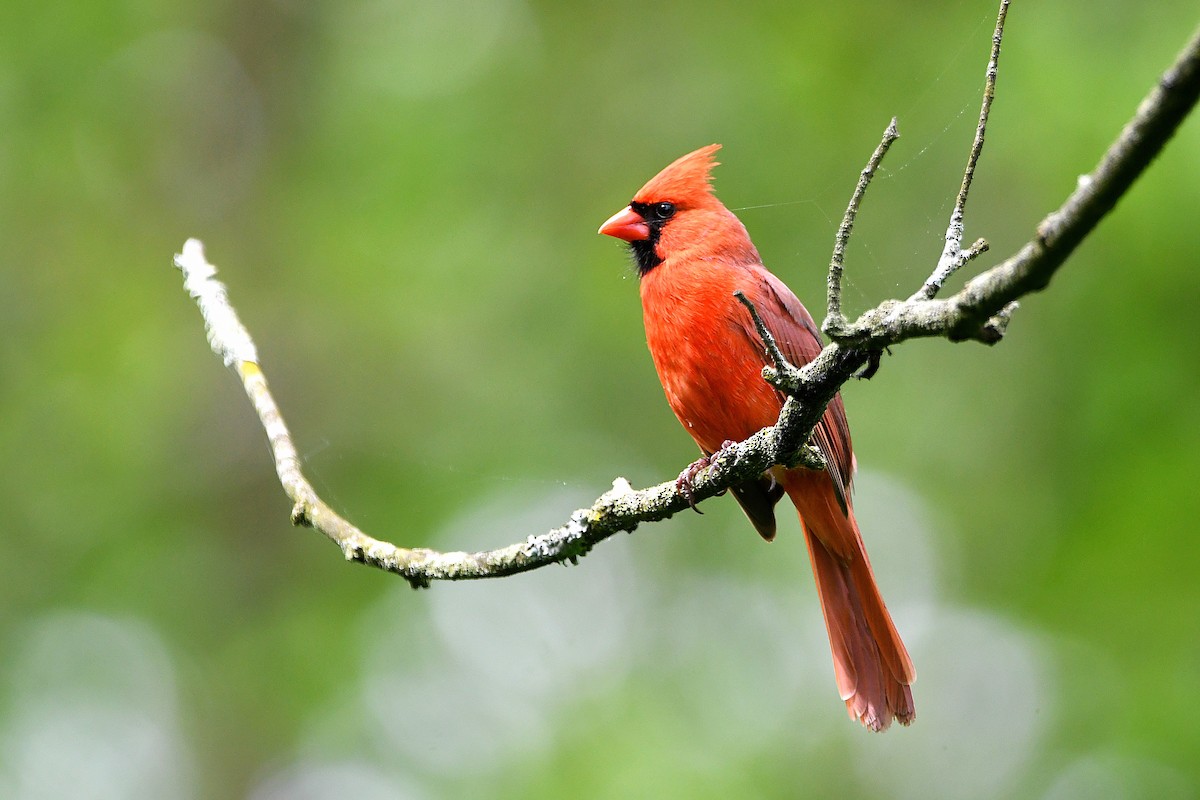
785,473 -> 915,731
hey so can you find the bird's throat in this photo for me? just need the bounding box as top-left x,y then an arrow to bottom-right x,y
630,238 -> 662,276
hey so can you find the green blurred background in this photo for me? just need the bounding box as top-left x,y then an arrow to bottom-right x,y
3,0 -> 1199,797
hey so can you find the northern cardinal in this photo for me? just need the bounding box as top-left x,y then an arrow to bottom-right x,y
599,144 -> 915,731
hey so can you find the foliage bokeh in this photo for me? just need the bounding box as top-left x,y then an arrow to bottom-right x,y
2,1 -> 1198,797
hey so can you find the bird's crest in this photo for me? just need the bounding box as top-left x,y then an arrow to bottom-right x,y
632,144 -> 721,208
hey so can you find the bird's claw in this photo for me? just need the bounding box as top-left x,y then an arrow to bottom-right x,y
676,457 -> 709,513
675,440 -> 738,512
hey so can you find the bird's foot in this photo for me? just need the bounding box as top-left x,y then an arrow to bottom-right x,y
675,440 -> 738,513
676,457 -> 709,513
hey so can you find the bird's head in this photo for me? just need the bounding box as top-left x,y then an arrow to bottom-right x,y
599,144 -> 752,275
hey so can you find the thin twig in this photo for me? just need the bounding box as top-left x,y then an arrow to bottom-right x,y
734,290 -> 791,384
912,0 -> 1008,302
824,117 -> 900,335
980,300 -> 1020,344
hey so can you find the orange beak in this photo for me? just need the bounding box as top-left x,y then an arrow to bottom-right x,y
598,205 -> 651,242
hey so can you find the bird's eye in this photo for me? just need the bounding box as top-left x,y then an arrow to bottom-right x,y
652,201 -> 675,220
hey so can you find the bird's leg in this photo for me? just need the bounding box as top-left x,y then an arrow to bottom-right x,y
675,440 -> 737,512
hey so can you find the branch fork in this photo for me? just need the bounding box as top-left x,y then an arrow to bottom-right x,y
825,0 -> 1010,348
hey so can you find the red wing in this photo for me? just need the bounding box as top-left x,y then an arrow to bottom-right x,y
735,269 -> 855,505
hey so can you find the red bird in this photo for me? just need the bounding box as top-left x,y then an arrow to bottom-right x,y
599,144 -> 915,731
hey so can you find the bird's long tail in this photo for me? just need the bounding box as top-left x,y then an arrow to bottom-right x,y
783,472 -> 916,731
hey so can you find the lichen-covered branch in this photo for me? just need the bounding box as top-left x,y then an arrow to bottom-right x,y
175,237 -> 832,588
175,10 -> 1200,587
